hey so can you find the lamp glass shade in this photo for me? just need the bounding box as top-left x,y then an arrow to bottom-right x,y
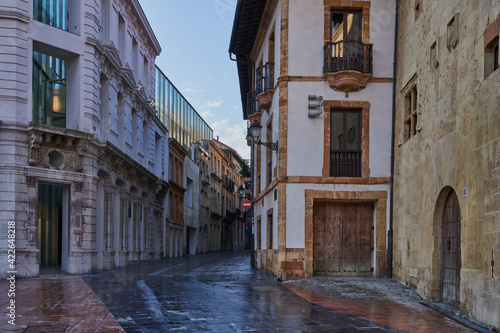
249,120 -> 262,141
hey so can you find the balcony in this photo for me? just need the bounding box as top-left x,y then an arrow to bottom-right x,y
324,41 -> 373,93
223,175 -> 235,191
246,91 -> 258,119
256,62 -> 274,111
330,151 -> 362,177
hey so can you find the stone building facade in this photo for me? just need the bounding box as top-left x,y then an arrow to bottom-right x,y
0,0 -> 170,277
230,0 -> 395,280
392,0 -> 500,329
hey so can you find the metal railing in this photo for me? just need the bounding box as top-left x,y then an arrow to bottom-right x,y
324,41 -> 373,73
223,175 -> 235,191
330,151 -> 362,177
256,62 -> 275,94
246,90 -> 258,118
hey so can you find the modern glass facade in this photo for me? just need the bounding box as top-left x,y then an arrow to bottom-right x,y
33,51 -> 66,128
155,67 -> 213,154
33,0 -> 67,30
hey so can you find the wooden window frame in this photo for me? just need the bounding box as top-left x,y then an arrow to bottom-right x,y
323,1 -> 371,45
330,10 -> 363,42
322,101 -> 370,178
404,87 -> 418,141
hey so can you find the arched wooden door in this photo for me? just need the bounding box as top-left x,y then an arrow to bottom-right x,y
441,191 -> 461,306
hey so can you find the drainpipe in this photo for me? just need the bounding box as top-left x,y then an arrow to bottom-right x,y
388,0 -> 400,279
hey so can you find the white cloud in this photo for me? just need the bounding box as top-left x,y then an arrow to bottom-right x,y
211,119 -> 250,159
232,105 -> 239,110
201,109 -> 215,118
181,88 -> 205,93
203,100 -> 223,108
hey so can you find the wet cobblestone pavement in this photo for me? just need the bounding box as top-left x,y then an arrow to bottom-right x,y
82,251 -> 403,332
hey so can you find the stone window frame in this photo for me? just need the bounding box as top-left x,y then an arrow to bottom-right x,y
322,100 -> 370,178
400,75 -> 419,143
414,0 -> 422,20
267,208 -> 274,250
430,40 -> 439,69
447,14 -> 459,51
484,16 -> 500,78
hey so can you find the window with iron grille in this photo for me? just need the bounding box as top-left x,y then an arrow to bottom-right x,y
330,110 -> 361,177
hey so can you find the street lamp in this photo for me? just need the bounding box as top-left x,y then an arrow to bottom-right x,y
248,120 -> 278,151
238,185 -> 245,197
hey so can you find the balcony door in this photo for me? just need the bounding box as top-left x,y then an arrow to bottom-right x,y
330,11 -> 364,71
330,110 -> 361,177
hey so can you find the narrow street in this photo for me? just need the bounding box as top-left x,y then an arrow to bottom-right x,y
82,251 -> 402,332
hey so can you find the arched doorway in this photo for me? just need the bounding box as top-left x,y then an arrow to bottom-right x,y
441,190 -> 461,306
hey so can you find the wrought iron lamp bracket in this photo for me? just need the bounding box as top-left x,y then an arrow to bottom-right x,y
258,141 -> 278,152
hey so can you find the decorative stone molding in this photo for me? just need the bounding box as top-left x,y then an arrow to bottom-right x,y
29,133 -> 43,166
257,90 -> 274,111
26,176 -> 37,187
75,182 -> 84,192
111,156 -> 123,171
325,71 -> 372,94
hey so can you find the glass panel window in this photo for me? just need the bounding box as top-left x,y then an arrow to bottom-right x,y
330,110 -> 362,177
331,11 -> 361,42
34,0 -> 67,30
33,52 -> 66,128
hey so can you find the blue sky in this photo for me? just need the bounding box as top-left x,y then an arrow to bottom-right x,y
138,0 -> 250,159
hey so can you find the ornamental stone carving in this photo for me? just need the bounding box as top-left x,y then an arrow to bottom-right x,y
325,71 -> 372,94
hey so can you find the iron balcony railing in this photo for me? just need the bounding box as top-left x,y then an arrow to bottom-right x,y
324,41 -> 373,73
256,62 -> 275,94
223,175 -> 235,191
246,90 -> 258,118
330,151 -> 362,177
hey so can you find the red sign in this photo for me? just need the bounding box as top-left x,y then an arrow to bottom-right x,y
242,200 -> 252,210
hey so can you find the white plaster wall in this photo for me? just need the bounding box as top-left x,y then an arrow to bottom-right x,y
288,0 -> 396,78
285,183 -> 391,248
287,81 -> 393,177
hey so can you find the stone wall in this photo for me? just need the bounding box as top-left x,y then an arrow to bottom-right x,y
393,0 -> 500,329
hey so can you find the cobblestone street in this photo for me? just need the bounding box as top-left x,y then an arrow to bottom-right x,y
80,251 -> 479,332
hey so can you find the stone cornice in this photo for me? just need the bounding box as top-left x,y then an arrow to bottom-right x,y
129,0 -> 162,56
0,9 -> 30,23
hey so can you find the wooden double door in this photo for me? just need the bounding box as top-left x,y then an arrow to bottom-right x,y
313,202 -> 374,276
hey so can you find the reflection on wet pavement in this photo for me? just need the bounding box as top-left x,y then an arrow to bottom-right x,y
82,251 -> 401,332
0,275 -> 124,332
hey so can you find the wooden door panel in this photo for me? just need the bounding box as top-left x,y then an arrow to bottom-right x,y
313,202 -> 374,276
313,203 -> 327,274
442,191 -> 461,306
342,204 -> 358,273
326,205 -> 342,273
358,204 -> 373,272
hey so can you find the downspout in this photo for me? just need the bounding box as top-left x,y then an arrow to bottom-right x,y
388,0 -> 400,279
